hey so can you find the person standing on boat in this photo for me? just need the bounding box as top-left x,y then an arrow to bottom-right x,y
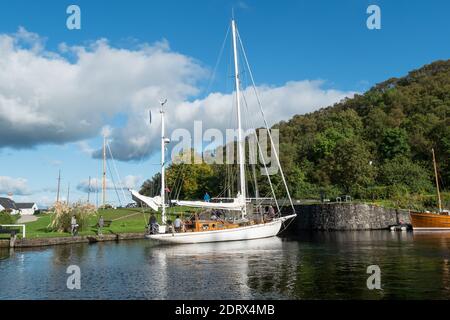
204,192 -> 211,202
174,215 -> 182,232
258,206 -> 265,223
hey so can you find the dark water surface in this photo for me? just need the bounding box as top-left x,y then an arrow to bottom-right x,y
1,231 -> 449,299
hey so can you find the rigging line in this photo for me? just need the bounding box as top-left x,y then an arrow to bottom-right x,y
240,72 -> 261,201
239,60 -> 275,205
240,88 -> 281,214
175,168 -> 184,200
237,28 -> 296,214
240,93 -> 258,198
106,153 -> 122,207
172,162 -> 186,201
205,24 -> 231,96
106,141 -> 127,204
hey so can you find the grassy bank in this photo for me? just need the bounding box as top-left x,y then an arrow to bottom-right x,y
3,207 -> 194,239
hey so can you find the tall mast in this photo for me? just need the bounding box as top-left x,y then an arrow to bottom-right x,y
160,99 -> 167,224
56,169 -> 61,203
231,19 -> 247,218
102,135 -> 106,207
66,183 -> 70,205
432,148 -> 442,213
87,176 -> 91,203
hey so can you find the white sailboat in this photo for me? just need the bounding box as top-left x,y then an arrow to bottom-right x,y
131,18 -> 296,244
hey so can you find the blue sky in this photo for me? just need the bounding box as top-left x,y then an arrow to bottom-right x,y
0,0 -> 449,207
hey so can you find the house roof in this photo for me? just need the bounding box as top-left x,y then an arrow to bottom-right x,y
15,203 -> 37,209
0,197 -> 18,210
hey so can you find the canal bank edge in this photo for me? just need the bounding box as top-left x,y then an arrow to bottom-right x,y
285,203 -> 411,231
0,232 -> 146,248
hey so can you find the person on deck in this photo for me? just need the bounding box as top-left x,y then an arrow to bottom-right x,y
258,206 -> 265,223
174,215 -> 182,232
268,206 -> 275,218
204,192 -> 211,202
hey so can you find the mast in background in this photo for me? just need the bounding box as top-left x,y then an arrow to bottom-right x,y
56,169 -> 61,204
432,148 -> 442,213
160,99 -> 168,224
102,135 -> 107,207
231,19 -> 247,218
87,176 -> 91,203
66,183 -> 70,205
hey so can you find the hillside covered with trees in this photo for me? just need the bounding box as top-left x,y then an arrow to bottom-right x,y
141,60 -> 450,209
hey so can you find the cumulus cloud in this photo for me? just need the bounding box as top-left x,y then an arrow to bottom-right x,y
0,28 -> 205,150
0,27 -> 355,162
0,176 -> 30,195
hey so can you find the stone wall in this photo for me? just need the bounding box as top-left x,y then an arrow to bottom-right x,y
284,203 -> 411,231
11,232 -> 146,248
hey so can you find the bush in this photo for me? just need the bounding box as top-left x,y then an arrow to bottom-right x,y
0,211 -> 17,224
353,186 -> 389,200
48,202 -> 97,233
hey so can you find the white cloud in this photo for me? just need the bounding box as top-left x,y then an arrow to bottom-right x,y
0,176 -> 30,195
0,27 -> 355,162
0,28 -> 205,150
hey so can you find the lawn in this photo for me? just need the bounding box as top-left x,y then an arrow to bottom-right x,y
7,207 -> 197,239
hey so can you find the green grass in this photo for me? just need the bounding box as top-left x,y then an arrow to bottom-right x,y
6,207 -> 197,239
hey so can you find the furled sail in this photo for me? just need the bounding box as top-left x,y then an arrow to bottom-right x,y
129,189 -> 161,211
173,195 -> 245,211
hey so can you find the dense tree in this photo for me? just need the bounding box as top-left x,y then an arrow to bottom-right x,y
378,156 -> 432,193
140,60 -> 450,201
379,128 -> 410,160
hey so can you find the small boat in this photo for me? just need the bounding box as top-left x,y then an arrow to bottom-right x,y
130,17 -> 296,244
410,148 -> 449,231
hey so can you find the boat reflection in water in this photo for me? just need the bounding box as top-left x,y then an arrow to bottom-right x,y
143,237 -> 289,299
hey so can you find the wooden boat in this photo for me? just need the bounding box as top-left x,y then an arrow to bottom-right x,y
410,148 -> 449,231
410,211 -> 450,231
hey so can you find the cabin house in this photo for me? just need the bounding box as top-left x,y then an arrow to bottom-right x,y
15,203 -> 39,215
0,197 -> 20,215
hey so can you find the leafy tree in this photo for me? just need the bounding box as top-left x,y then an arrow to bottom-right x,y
378,156 -> 432,193
379,128 -> 410,160
327,138 -> 376,192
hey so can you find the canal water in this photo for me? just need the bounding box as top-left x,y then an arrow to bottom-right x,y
0,231 -> 449,299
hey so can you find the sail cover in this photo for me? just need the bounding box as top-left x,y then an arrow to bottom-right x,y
174,195 -> 245,211
129,189 -> 161,211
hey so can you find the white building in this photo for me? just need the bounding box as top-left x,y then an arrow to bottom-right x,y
15,203 -> 39,215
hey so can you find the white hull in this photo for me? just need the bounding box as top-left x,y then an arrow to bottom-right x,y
147,214 -> 296,244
